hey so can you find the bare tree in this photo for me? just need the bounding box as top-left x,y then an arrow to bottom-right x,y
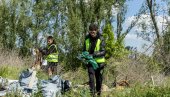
146,0 -> 160,43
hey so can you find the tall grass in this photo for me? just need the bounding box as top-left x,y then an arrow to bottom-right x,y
0,49 -> 24,66
0,48 -> 32,79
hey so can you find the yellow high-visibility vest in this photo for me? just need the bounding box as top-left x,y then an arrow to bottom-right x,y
46,44 -> 58,62
85,38 -> 105,63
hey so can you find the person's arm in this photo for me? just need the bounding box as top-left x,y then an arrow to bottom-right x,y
39,47 -> 47,55
39,44 -> 57,55
93,36 -> 106,57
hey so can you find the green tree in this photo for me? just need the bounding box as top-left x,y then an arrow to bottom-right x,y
0,0 -> 18,50
103,24 -> 115,59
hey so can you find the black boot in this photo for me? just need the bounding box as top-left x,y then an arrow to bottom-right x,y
96,91 -> 101,97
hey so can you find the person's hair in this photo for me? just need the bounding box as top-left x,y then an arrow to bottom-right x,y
89,23 -> 98,31
47,36 -> 54,40
47,36 -> 56,44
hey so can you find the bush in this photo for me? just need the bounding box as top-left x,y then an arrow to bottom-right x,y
103,24 -> 129,59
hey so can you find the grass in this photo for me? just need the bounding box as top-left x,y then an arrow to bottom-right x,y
0,49 -> 170,97
0,65 -> 26,79
1,65 -> 170,97
36,69 -> 49,80
108,86 -> 170,97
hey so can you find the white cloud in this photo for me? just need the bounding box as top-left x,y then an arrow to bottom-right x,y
125,33 -> 141,40
124,14 -> 169,33
111,6 -> 119,16
123,14 -> 170,55
167,16 -> 170,24
124,33 -> 153,54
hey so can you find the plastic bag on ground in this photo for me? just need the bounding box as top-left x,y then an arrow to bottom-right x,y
40,75 -> 71,97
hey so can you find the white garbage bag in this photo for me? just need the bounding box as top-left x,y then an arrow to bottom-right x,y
42,60 -> 48,66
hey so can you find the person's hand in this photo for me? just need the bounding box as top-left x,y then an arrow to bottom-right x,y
99,63 -> 106,69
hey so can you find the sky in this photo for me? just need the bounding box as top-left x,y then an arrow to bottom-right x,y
124,0 -> 150,54
120,0 -> 169,55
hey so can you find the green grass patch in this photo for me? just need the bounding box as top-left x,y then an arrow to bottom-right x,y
36,69 -> 48,80
104,86 -> 170,97
0,65 -> 26,79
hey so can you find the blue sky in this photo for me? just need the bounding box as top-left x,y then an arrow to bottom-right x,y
124,0 -> 147,53
126,0 -> 144,17
122,0 -> 169,54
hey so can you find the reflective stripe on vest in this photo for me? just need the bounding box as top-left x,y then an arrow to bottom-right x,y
85,38 -> 105,63
46,44 -> 58,62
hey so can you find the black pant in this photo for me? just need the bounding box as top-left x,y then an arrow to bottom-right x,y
47,62 -> 58,75
87,63 -> 104,95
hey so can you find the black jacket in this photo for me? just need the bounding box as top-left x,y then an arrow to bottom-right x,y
39,43 -> 57,56
83,33 -> 106,58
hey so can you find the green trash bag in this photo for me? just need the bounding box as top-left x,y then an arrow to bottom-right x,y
77,51 -> 99,70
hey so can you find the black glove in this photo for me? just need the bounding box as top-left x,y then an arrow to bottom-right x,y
93,51 -> 99,57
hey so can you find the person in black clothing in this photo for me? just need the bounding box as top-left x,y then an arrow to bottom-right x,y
83,23 -> 106,96
39,36 -> 59,77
